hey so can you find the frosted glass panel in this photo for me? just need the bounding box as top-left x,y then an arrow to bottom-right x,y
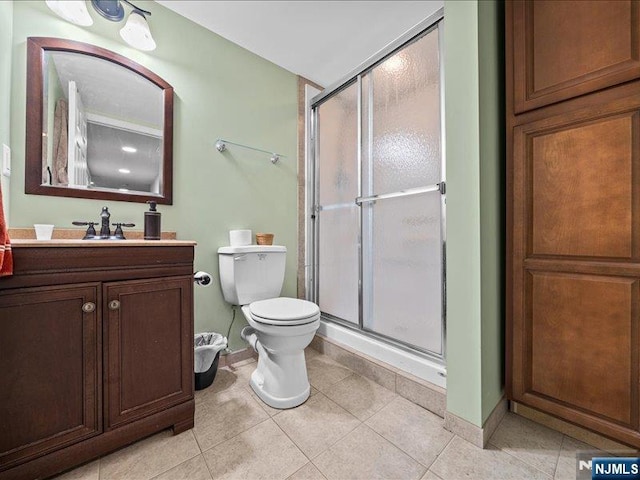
318,82 -> 358,206
363,192 -> 442,354
316,83 -> 359,324
318,206 -> 359,324
362,28 -> 441,196
313,21 -> 443,353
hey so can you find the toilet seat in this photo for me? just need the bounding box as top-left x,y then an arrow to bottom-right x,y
249,297 -> 320,326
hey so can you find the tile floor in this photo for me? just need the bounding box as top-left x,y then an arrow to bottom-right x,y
57,349 -> 607,480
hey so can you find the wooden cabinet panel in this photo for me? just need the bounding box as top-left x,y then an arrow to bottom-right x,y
510,88 -> 640,446
512,0 -> 640,113
104,276 -> 193,429
519,110 -> 639,259
0,284 -> 101,469
508,0 -> 640,448
527,273 -> 638,427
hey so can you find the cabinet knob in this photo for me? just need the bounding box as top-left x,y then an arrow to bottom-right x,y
108,300 -> 120,310
82,302 -> 96,313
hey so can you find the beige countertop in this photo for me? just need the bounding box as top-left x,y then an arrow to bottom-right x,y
11,239 -> 196,247
9,227 -> 178,241
7,228 -> 192,247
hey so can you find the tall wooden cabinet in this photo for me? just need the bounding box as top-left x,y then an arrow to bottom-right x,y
507,0 -> 640,448
0,242 -> 195,479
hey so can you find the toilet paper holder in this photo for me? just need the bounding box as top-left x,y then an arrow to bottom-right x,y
193,271 -> 212,286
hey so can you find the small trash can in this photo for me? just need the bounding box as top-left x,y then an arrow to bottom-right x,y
194,332 -> 227,391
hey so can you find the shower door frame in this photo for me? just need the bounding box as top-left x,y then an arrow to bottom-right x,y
307,9 -> 446,363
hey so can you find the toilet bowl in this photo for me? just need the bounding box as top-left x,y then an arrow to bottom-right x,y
218,245 -> 320,409
240,297 -> 320,408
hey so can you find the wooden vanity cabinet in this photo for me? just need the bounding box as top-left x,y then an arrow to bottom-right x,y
0,243 -> 195,479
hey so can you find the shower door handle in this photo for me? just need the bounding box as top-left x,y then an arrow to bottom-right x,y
355,183 -> 442,206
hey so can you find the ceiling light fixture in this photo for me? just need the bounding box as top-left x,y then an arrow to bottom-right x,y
118,168 -> 131,174
121,146 -> 137,153
45,0 -> 94,27
47,0 -> 156,52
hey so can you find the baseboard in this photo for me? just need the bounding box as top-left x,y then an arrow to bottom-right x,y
219,347 -> 257,368
444,397 -> 507,448
511,402 -> 638,455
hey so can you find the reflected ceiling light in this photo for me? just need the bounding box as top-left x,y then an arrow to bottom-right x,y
118,187 -> 130,192
118,168 -> 131,174
46,0 -> 94,27
121,146 -> 137,153
381,54 -> 408,75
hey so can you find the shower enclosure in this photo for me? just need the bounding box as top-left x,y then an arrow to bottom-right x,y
309,12 -> 445,365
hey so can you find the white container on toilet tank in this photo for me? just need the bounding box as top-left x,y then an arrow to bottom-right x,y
218,244 -> 320,409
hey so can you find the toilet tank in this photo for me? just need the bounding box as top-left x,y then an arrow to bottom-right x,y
218,245 -> 287,305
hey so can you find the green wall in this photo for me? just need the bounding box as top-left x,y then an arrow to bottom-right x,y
444,0 -> 504,427
8,1 -> 298,350
5,0 -> 505,423
0,1 -> 12,224
478,0 -> 505,424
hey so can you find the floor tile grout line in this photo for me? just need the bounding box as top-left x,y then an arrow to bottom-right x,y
147,448 -> 202,480
271,412 -> 318,464
309,457 -> 329,480
494,443 -> 557,479
363,396 -> 452,470
322,376 -> 397,422
361,423 -> 429,475
199,416 -> 274,457
553,434 -> 568,479
430,433 -> 458,470
194,391 -> 273,460
278,393 -> 365,462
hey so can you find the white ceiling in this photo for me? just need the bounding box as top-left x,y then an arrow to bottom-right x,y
156,1 -> 444,87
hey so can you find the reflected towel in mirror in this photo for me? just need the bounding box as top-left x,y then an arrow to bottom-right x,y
0,181 -> 12,276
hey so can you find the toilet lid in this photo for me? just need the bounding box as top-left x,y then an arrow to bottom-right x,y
249,298 -> 320,326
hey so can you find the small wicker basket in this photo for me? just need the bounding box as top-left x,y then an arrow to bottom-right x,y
255,233 -> 274,245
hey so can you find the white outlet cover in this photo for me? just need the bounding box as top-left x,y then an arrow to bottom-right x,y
1,144 -> 9,177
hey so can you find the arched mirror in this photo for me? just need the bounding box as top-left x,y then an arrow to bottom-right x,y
25,37 -> 173,204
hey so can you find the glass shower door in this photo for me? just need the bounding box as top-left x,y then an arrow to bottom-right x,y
360,26 -> 443,355
316,82 -> 359,325
312,21 -> 444,358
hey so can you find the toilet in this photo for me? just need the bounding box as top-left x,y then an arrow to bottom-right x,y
218,244 -> 320,409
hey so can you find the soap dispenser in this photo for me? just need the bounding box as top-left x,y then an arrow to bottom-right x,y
144,201 -> 161,240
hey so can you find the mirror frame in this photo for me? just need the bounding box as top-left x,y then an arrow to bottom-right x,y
25,37 -> 174,204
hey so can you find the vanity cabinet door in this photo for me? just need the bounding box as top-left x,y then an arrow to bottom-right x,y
104,276 -> 193,430
0,284 -> 101,471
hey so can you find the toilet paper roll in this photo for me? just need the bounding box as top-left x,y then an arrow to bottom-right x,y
229,229 -> 252,246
